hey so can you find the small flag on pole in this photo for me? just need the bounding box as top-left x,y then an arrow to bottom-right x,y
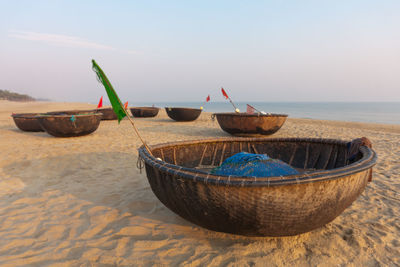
221,88 -> 229,99
221,87 -> 240,113
97,96 -> 103,109
124,101 -> 128,110
246,104 -> 255,114
201,94 -> 211,110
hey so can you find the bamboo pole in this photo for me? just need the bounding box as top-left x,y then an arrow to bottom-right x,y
93,60 -> 152,156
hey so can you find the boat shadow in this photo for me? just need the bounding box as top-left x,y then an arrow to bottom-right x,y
5,128 -> 49,138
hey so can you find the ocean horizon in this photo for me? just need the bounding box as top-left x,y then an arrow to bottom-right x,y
116,101 -> 400,125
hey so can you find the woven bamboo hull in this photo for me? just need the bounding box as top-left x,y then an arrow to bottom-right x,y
139,138 -> 377,236
165,107 -> 202,121
37,113 -> 102,137
130,107 -> 160,118
97,108 -> 117,120
11,113 -> 44,132
214,113 -> 288,136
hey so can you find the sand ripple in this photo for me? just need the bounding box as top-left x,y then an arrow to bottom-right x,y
0,101 -> 399,266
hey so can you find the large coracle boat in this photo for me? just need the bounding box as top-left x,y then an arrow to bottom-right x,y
138,137 -> 377,236
165,107 -> 202,122
37,113 -> 102,137
130,107 -> 160,118
11,113 -> 44,132
213,112 -> 288,136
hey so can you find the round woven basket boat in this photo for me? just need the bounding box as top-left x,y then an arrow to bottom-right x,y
97,108 -> 117,120
213,112 -> 288,136
37,113 -> 102,137
130,107 -> 160,118
138,137 -> 377,236
11,113 -> 44,132
165,107 -> 202,122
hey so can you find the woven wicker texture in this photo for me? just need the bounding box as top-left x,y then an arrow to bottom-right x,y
37,113 -> 102,137
213,112 -> 288,136
11,113 -> 44,132
130,107 -> 159,118
97,107 -> 118,120
139,137 -> 377,236
165,107 -> 202,121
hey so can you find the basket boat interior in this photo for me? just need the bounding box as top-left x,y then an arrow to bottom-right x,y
148,138 -> 366,179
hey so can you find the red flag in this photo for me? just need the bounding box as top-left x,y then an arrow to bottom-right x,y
97,96 -> 103,109
206,95 -> 210,102
246,104 -> 255,114
221,88 -> 229,99
124,101 -> 128,110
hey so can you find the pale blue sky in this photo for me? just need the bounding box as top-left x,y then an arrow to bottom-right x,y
1,0 -> 399,102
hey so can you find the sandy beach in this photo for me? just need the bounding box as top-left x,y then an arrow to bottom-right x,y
0,100 -> 399,266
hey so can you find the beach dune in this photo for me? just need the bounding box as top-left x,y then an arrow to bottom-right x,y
0,101 -> 399,266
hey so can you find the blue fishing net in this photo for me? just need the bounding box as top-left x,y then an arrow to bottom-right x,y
211,152 -> 299,177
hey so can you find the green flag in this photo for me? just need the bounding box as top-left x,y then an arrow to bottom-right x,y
92,59 -> 127,123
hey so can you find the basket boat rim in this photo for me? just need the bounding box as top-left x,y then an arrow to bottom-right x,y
213,112 -> 288,117
138,137 -> 377,187
36,113 -> 103,118
131,106 -> 160,110
11,113 -> 42,118
165,107 -> 202,111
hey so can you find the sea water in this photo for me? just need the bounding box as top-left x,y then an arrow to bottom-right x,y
130,102 -> 400,125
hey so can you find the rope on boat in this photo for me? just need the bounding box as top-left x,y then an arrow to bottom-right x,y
136,155 -> 145,173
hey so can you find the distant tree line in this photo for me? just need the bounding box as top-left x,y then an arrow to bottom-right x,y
0,90 -> 35,102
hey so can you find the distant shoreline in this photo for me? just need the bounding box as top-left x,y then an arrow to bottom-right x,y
3,100 -> 400,130
0,89 -> 36,102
